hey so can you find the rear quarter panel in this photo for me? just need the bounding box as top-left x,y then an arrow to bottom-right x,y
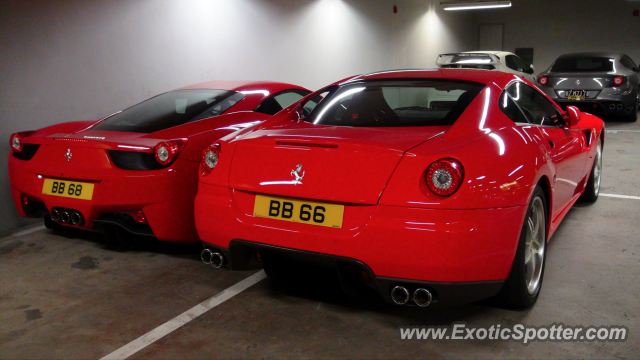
380,83 -> 553,210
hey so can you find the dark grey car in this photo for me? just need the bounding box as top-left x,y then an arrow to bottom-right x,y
536,52 -> 640,122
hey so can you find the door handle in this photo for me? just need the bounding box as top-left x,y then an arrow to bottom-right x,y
548,139 -> 555,148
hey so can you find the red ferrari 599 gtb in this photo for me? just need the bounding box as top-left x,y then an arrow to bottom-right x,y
9,81 -> 310,244
195,69 -> 604,309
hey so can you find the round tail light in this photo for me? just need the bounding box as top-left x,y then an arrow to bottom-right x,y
155,141 -> 176,165
154,138 -> 188,166
613,76 -> 624,86
538,76 -> 548,86
10,133 -> 23,152
201,142 -> 221,172
426,159 -> 464,196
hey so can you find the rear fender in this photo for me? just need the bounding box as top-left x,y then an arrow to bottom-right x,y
380,125 -> 546,210
198,139 -> 238,188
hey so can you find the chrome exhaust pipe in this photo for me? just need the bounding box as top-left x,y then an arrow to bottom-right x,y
210,252 -> 225,268
201,249 -> 213,265
70,211 -> 84,226
617,104 -> 624,110
390,286 -> 410,305
413,288 -> 433,307
609,104 -> 616,110
60,211 -> 70,224
50,209 -> 60,222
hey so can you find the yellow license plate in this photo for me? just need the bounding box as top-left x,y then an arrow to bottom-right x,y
42,179 -> 95,200
567,90 -> 587,101
253,195 -> 344,229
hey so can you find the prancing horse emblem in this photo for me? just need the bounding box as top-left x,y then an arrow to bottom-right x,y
575,79 -> 581,86
291,164 -> 305,185
64,149 -> 72,162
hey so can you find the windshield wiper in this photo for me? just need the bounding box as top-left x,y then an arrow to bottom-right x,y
393,106 -> 431,111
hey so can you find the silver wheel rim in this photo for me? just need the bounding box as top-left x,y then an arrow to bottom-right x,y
524,197 -> 545,295
594,142 -> 602,196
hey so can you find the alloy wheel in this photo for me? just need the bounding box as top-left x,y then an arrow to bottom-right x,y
593,142 -> 602,196
524,197 -> 546,295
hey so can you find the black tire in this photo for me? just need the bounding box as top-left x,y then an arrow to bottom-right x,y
627,88 -> 639,122
579,137 -> 603,203
627,102 -> 638,122
494,186 -> 547,309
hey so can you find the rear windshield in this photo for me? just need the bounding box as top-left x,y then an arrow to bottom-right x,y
551,57 -> 614,72
437,54 -> 496,70
303,80 -> 484,127
92,90 -> 246,133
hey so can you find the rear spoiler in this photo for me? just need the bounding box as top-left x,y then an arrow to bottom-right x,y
436,53 -> 500,67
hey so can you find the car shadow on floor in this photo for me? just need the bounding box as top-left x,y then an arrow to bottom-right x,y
49,226 -> 203,260
257,260 -> 532,326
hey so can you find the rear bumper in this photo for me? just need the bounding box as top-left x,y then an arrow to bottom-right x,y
195,183 -> 527,303
205,240 -> 504,307
554,99 -> 635,116
8,155 -> 200,242
541,87 -> 637,116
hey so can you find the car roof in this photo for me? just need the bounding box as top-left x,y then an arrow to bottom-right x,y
177,80 -> 308,93
348,68 -> 504,85
557,52 -> 621,59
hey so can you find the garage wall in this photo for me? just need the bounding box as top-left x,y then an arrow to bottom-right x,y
473,0 -> 640,74
0,0 -> 473,236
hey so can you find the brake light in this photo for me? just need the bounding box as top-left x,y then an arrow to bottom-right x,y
201,142 -> 221,172
154,138 -> 188,165
613,76 -> 624,86
426,159 -> 464,196
10,131 -> 36,153
538,76 -> 548,86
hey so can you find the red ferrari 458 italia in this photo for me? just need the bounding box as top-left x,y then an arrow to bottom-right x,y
195,69 -> 604,309
9,81 -> 310,244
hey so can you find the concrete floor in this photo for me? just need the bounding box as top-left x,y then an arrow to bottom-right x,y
1,117 -> 640,359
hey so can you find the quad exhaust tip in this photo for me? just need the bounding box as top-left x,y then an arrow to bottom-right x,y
70,211 -> 84,226
617,104 -> 624,110
390,286 -> 410,305
414,288 -> 433,307
50,209 -> 60,222
201,249 -> 225,268
201,249 -> 213,265
210,252 -> 225,268
60,211 -> 70,224
609,104 -> 616,110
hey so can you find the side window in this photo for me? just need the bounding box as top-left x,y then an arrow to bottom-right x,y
254,90 -> 310,116
505,56 -> 517,71
513,56 -> 528,72
621,56 -> 638,71
191,92 -> 246,121
499,91 -> 529,124
273,91 -> 308,109
507,82 -> 563,126
302,89 -> 333,118
506,55 -> 527,72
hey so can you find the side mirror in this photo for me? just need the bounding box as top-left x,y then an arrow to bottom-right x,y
565,106 -> 582,127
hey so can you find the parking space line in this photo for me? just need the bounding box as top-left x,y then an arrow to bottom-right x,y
99,270 -> 267,360
0,225 -> 46,242
600,193 -> 640,200
605,130 -> 640,134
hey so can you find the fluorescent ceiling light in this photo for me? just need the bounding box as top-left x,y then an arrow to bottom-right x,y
441,0 -> 512,11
